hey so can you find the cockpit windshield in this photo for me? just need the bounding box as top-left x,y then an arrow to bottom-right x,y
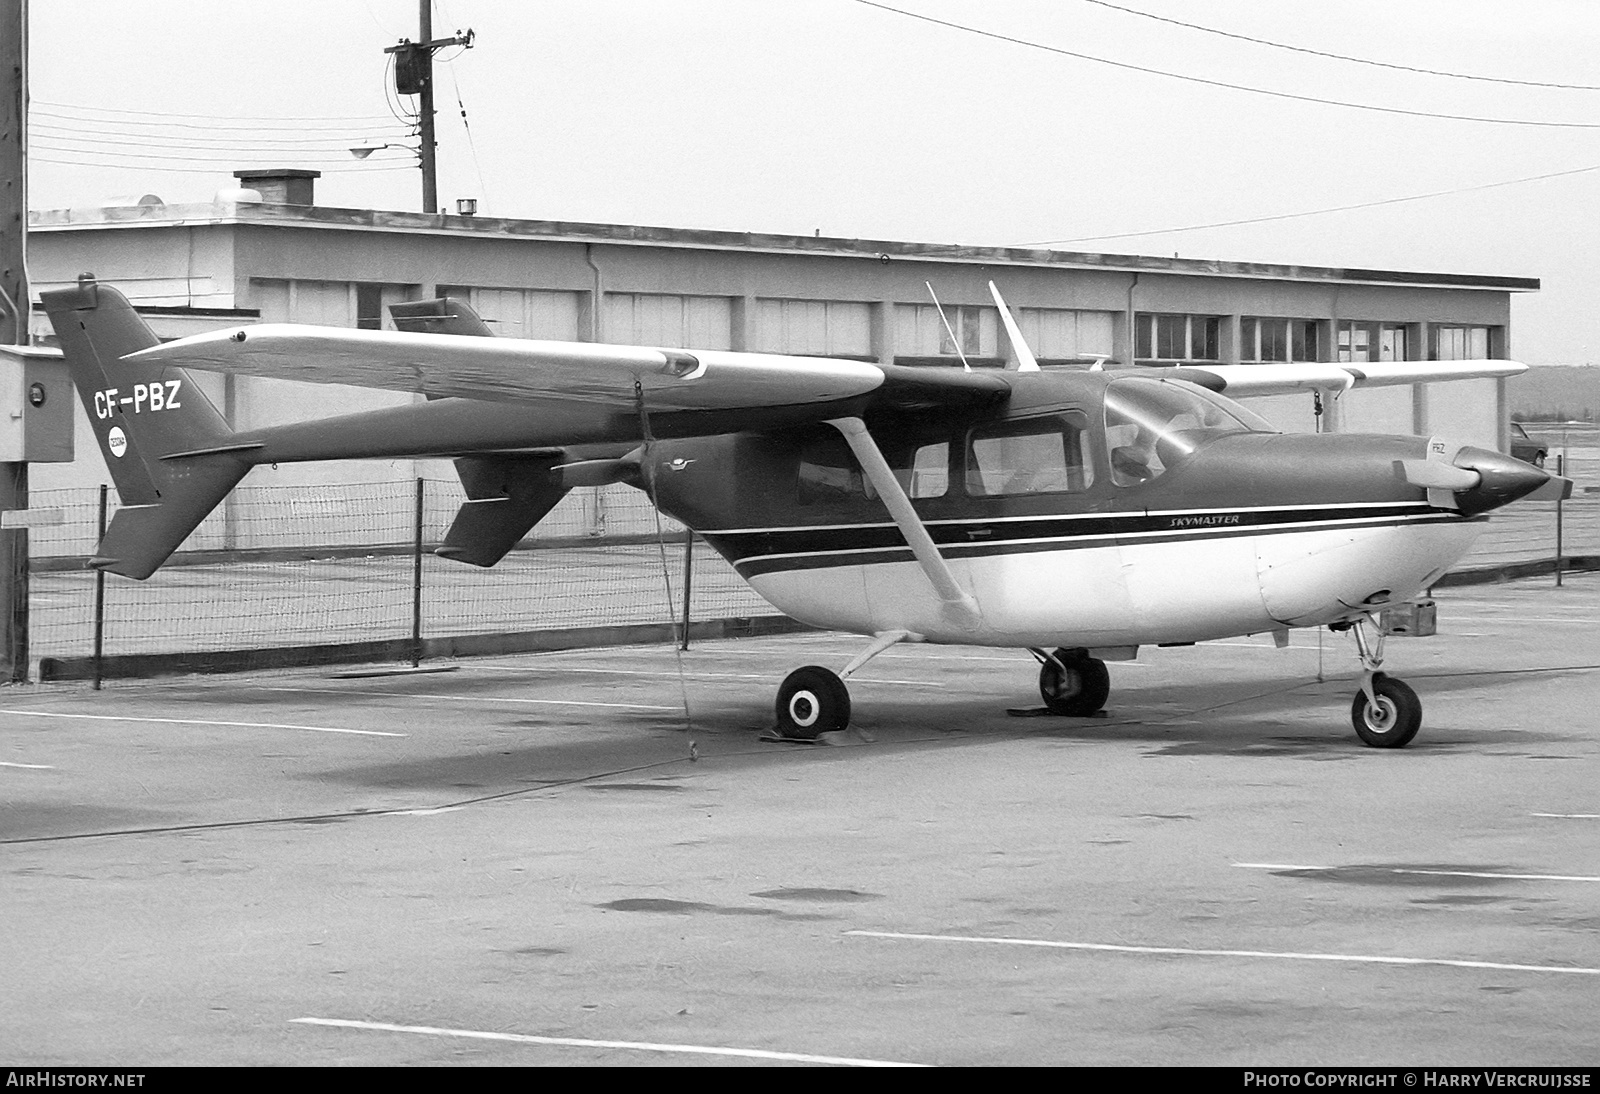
1103,376 -> 1273,486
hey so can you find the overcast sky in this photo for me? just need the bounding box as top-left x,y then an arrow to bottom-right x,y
25,0 -> 1600,365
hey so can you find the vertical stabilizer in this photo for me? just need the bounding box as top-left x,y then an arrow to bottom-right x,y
390,295 -> 575,567
389,296 -> 494,338
42,280 -> 249,578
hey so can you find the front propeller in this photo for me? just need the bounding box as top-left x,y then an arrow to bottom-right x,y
1395,437 -> 1569,515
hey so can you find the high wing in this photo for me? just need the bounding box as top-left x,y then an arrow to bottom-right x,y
126,324 -> 1010,417
1170,359 -> 1527,396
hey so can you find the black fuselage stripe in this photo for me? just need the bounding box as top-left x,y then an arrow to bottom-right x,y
719,511 -> 1472,578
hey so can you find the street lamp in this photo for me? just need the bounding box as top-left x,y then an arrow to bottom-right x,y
349,143 -> 419,162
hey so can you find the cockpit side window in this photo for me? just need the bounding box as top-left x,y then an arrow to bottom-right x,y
1103,376 -> 1269,487
966,412 -> 1095,496
798,433 -> 950,505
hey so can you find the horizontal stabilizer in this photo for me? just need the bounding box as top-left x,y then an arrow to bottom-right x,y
91,454 -> 250,579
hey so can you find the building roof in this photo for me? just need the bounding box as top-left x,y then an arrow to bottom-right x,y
29,199 -> 1541,293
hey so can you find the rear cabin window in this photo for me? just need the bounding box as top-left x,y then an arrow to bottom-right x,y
965,412 -> 1095,496
798,435 -> 950,505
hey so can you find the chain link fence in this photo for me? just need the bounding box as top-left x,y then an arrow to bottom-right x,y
27,478 -> 777,681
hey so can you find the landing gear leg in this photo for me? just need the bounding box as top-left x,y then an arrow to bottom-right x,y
1342,616 -> 1422,748
1032,646 -> 1111,716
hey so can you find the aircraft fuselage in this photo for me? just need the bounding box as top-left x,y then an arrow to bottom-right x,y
641,370 -> 1529,649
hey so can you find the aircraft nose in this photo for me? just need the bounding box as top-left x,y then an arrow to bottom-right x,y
1452,446 -> 1559,517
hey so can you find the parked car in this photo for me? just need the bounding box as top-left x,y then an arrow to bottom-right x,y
1510,422 -> 1548,468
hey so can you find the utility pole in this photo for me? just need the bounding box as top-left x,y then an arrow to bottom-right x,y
0,0 -> 26,681
386,1 -> 473,214
1,0 -> 25,345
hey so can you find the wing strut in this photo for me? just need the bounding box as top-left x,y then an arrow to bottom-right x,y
827,416 -> 981,629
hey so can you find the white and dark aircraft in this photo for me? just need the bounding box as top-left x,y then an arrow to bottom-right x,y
43,278 -> 1568,748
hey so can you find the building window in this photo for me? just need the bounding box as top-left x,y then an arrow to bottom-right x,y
355,284 -> 384,330
1241,318 -> 1319,362
965,412 -> 1094,496
1338,322 -> 1411,362
752,299 -> 871,357
1134,314 -> 1221,362
1017,308 -> 1116,365
605,293 -> 732,350
1432,326 -> 1491,360
895,304 -> 1000,365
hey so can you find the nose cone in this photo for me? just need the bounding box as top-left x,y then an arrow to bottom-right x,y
1452,446 -> 1555,517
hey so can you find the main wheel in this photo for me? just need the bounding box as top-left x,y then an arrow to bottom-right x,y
1350,672 -> 1422,748
775,666 -> 851,740
1039,648 -> 1111,716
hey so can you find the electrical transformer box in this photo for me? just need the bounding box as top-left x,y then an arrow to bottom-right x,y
0,345 -> 75,463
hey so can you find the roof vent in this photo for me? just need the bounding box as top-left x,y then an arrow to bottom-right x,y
455,198 -> 477,216
232,168 -> 320,206
99,194 -> 164,208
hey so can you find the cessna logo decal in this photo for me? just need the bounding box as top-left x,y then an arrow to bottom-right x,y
106,426 -> 127,459
92,381 -> 183,420
1168,514 -> 1240,528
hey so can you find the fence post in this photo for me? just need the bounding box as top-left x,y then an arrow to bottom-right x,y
679,529 -> 694,651
1555,452 -> 1565,588
412,478 -> 424,667
93,484 -> 107,690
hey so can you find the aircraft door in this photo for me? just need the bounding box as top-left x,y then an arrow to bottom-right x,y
960,410 -> 1135,645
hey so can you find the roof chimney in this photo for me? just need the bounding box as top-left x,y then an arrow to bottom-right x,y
231,168 -> 320,206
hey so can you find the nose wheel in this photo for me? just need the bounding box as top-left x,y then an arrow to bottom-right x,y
1351,672 -> 1421,748
1339,616 -> 1422,748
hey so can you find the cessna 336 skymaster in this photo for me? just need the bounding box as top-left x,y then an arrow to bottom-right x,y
44,278 -> 1568,748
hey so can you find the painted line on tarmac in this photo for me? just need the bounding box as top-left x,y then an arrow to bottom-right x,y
0,760 -> 55,769
1532,813 -> 1600,820
847,931 -> 1600,976
263,686 -> 678,711
1235,862 -> 1600,883
291,1017 -> 929,1067
0,708 -> 404,738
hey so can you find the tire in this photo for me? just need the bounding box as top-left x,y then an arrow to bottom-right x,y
775,666 -> 851,740
1350,672 -> 1422,748
1038,648 -> 1111,716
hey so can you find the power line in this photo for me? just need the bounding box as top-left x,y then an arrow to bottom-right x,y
29,139 -> 414,167
32,125 -> 396,152
32,108 -> 409,137
853,0 -> 1600,129
32,99 -> 399,125
29,153 -> 415,175
1015,161 -> 1600,246
1077,0 -> 1600,91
